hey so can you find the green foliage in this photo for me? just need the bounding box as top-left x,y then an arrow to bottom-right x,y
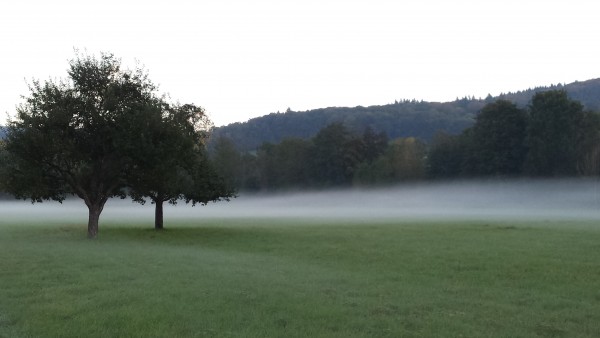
360,126 -> 388,164
210,136 -> 244,190
209,90 -> 600,190
426,131 -> 466,179
354,137 -> 426,185
125,101 -> 233,229
463,100 -> 528,176
497,78 -> 600,111
353,157 -> 394,186
213,123 -> 394,191
525,90 -> 586,176
1,51 -> 231,236
212,101 -> 477,152
2,52 -> 155,237
256,138 -> 312,190
212,79 -> 600,154
576,111 -> 600,175
310,123 -> 361,187
387,137 -> 427,181
429,92 -> 600,180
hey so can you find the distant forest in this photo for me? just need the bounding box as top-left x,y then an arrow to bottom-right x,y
210,89 -> 600,192
210,78 -> 600,152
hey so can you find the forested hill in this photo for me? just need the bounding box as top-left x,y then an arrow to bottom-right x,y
211,78 -> 600,152
497,78 -> 600,110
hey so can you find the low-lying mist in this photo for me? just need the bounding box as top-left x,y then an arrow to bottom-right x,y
1,179 -> 599,224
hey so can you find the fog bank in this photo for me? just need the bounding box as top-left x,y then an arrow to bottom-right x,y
198,179 -> 600,222
0,179 -> 599,223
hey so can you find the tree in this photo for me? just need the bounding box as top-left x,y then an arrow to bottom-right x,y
255,138 -> 311,190
361,126 -> 388,164
210,136 -> 243,190
525,90 -> 585,176
2,52 -> 229,237
309,123 -> 360,187
387,137 -> 427,181
125,102 -> 233,229
2,52 -> 156,238
353,158 -> 393,186
576,111 -> 600,176
464,100 -> 528,176
427,131 -> 466,179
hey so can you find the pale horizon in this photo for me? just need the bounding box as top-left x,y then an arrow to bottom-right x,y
1,0 -> 599,127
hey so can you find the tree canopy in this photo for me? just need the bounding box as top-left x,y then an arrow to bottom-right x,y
211,90 -> 600,191
525,90 -> 586,176
126,102 -> 233,229
463,100 -> 528,176
1,52 -> 231,237
210,78 -> 600,153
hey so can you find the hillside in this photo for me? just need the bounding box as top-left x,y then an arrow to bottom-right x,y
497,78 -> 600,110
211,78 -> 600,152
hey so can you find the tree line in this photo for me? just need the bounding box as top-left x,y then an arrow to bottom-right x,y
210,78 -> 600,153
210,100 -> 477,153
430,91 -> 600,178
211,90 -> 600,192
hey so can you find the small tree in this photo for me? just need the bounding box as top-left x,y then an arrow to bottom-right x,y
2,52 -> 155,238
126,102 -> 234,229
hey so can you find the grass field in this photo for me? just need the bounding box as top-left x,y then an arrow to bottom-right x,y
1,217 -> 599,337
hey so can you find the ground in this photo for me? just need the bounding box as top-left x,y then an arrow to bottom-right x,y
0,217 -> 599,337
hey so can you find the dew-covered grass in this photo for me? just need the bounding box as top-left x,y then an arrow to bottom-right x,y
1,216 -> 599,337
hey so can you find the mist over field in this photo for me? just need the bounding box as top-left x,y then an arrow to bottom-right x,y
201,178 -> 600,222
0,179 -> 598,224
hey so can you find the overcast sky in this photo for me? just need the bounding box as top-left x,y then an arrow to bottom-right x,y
1,0 -> 598,127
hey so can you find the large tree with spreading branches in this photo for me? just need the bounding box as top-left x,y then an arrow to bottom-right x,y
2,52 -> 231,237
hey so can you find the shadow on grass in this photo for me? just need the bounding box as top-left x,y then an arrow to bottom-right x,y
95,220 -> 328,254
41,219 -> 538,252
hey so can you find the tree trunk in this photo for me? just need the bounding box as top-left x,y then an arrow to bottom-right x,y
155,199 -> 164,230
87,204 -> 102,239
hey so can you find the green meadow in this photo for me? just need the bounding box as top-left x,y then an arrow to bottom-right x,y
1,217 -> 599,337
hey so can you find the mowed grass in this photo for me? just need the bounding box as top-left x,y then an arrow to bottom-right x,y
1,218 -> 599,337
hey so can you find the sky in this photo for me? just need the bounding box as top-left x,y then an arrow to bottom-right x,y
1,0 -> 598,127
